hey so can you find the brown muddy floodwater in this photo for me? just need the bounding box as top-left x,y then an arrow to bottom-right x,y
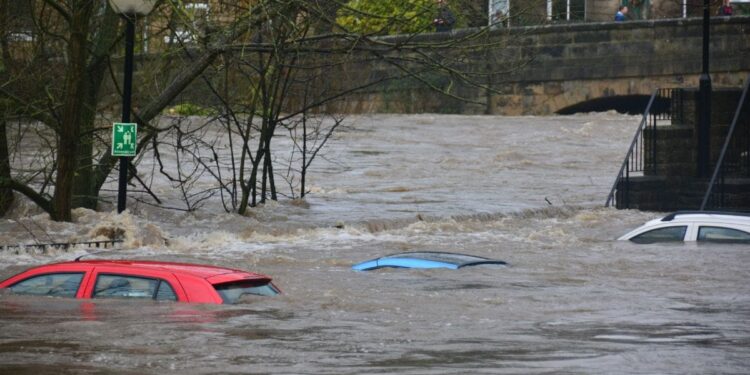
1,114 -> 749,374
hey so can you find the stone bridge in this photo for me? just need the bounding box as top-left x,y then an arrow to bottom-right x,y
330,16 -> 750,115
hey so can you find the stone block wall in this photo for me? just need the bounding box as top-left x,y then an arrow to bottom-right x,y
158,16 -> 750,117
325,16 -> 750,115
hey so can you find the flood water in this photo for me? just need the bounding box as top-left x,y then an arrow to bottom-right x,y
1,114 -> 749,374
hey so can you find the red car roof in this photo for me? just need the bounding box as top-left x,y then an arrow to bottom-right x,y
48,260 -> 264,280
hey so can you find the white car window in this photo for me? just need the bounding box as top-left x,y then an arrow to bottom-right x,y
697,226 -> 750,243
630,226 -> 687,244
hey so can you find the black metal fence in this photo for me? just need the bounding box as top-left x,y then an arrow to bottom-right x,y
700,76 -> 750,210
605,88 -> 675,208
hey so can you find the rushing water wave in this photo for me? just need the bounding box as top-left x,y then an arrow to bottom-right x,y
1,113 -> 749,374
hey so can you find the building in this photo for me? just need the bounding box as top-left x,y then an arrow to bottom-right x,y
489,0 -> 746,25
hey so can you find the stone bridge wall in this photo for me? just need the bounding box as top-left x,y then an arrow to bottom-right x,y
323,16 -> 750,115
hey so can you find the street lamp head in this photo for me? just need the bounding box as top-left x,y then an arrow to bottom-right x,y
108,0 -> 156,16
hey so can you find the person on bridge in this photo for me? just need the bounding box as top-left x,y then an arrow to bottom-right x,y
718,0 -> 733,16
615,5 -> 628,21
434,0 -> 456,32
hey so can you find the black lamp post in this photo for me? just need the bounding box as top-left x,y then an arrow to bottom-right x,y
697,0 -> 712,177
109,0 -> 155,213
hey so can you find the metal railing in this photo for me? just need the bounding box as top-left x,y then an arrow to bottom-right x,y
605,88 -> 675,208
0,240 -> 123,254
700,76 -> 750,210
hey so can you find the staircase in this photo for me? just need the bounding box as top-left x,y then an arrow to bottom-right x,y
606,79 -> 750,211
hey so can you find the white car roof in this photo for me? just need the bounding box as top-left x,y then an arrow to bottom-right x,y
619,211 -> 750,241
658,211 -> 750,224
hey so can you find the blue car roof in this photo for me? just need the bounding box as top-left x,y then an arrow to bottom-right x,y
352,251 -> 507,271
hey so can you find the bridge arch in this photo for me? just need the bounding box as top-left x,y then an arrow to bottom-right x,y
555,94 -> 668,115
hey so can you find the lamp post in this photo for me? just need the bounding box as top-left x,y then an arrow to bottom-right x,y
697,0 -> 711,177
109,0 -> 155,213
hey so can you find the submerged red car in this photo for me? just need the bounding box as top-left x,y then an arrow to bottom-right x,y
0,259 -> 279,304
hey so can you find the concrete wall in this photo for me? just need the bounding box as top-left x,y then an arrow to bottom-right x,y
327,16 -> 750,115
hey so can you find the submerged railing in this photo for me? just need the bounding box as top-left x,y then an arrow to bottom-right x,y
0,240 -> 123,254
605,88 -> 675,208
700,76 -> 750,210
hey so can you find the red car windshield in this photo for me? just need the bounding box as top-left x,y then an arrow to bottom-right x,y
213,280 -> 279,304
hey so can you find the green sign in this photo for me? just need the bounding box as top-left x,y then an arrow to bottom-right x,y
111,122 -> 137,157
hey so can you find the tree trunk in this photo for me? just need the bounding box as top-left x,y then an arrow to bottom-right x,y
260,151 -> 268,203
71,109 -> 96,209
250,154 -> 263,207
0,0 -> 13,215
0,119 -> 13,215
300,112 -> 307,198
265,128 -> 277,200
52,2 -> 93,221
73,6 -> 119,210
238,148 -> 263,214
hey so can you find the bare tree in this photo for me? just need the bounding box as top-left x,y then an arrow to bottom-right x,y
1,0 -> 534,220
0,0 -> 285,220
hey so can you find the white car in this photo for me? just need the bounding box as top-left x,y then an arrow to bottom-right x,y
619,211 -> 750,244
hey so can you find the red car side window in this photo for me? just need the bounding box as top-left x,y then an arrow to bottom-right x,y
155,280 -> 177,301
9,273 -> 84,298
93,274 -> 177,301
